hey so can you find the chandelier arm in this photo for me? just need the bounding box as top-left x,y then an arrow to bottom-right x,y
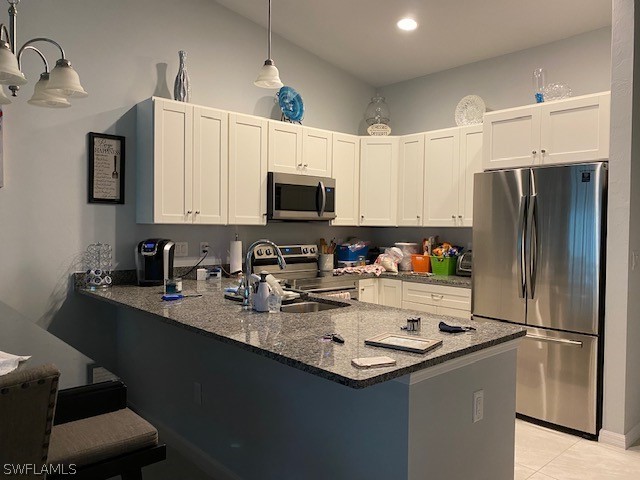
19,37 -> 66,60
0,23 -> 9,44
17,44 -> 48,72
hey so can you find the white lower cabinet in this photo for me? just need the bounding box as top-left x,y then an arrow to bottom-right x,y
358,278 -> 379,304
401,282 -> 471,320
378,278 -> 402,308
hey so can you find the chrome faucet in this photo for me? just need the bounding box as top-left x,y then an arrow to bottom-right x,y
241,239 -> 286,308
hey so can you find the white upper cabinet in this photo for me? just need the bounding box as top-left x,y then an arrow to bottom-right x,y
302,127 -> 332,176
268,122 -> 302,174
483,106 -> 541,170
539,93 -> 610,165
268,123 -> 332,176
398,134 -> 425,226
458,125 -> 483,226
423,128 -> 460,227
483,92 -> 610,170
331,133 -> 360,226
136,97 -> 227,225
228,113 -> 268,225
193,106 -> 228,225
359,137 -> 398,226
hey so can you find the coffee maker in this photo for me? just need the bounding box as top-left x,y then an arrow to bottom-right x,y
135,239 -> 175,286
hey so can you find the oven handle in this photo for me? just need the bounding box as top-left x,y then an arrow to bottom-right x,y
305,286 -> 357,294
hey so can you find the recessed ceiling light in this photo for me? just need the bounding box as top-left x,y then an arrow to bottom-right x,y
397,18 -> 418,31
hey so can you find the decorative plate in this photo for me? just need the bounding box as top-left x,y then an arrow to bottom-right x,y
455,95 -> 486,126
277,86 -> 304,122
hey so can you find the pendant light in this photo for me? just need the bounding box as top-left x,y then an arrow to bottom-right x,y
0,0 -> 87,107
254,0 -> 283,89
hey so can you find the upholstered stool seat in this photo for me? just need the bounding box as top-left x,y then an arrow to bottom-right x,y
48,408 -> 158,467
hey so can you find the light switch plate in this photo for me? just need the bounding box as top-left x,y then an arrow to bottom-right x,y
175,242 -> 188,257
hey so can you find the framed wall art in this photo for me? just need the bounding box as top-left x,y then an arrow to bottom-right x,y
88,132 -> 125,204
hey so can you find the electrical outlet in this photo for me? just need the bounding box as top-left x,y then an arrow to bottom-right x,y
473,390 -> 484,423
200,242 -> 210,255
175,242 -> 188,257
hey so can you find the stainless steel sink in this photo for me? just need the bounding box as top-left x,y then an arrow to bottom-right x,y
280,301 -> 348,313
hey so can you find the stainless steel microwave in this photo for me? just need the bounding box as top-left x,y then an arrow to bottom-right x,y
267,172 -> 336,221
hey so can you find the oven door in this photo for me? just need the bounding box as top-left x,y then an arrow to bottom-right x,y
267,172 -> 336,221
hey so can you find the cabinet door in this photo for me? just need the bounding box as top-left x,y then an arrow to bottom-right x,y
229,114 -> 268,225
423,128 -> 460,227
153,99 -> 192,223
359,137 -> 398,226
193,107 -> 228,225
359,278 -> 378,304
268,122 -> 302,174
483,106 -> 541,170
540,93 -> 610,165
458,125 -> 483,227
378,279 -> 402,308
398,134 -> 425,226
331,133 -> 360,226
302,127 -> 332,176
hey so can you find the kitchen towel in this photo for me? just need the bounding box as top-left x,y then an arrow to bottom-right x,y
230,240 -> 242,274
0,350 -> 31,376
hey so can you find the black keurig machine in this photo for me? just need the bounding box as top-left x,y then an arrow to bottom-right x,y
135,239 -> 175,286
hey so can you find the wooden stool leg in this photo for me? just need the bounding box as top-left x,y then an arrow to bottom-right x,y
121,469 -> 143,480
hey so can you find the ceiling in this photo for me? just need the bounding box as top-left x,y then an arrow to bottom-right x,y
216,0 -> 612,87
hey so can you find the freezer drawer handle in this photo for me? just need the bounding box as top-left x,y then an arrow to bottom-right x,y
526,334 -> 583,347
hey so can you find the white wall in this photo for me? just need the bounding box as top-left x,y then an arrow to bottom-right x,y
380,28 -> 612,135
600,0 -> 640,448
0,0 -> 375,339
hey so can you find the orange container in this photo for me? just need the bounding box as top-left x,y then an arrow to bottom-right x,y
411,254 -> 431,273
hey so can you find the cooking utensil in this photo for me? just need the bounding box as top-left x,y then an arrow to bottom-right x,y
112,155 -> 118,179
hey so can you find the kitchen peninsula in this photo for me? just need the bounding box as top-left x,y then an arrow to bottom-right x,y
80,279 -> 524,480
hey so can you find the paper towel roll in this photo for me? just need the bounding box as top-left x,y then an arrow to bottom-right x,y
230,240 -> 243,274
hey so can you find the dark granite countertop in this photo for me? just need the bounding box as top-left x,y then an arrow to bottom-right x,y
78,279 -> 522,389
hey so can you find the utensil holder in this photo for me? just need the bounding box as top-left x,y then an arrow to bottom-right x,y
319,254 -> 334,271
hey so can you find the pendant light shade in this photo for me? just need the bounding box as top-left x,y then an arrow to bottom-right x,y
0,41 -> 26,85
0,85 -> 11,104
254,59 -> 283,89
45,58 -> 87,98
28,72 -> 70,108
254,0 -> 283,89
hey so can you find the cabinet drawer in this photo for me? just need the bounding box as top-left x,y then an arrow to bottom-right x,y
402,282 -> 471,310
401,300 -> 437,314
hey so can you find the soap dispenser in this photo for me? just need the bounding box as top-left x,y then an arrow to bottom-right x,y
254,272 -> 271,312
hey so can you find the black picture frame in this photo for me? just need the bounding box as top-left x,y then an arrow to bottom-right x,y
88,132 -> 125,204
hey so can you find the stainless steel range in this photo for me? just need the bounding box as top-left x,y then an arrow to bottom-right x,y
252,244 -> 359,300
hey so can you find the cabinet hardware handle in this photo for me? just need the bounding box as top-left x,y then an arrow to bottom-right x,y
541,149 -> 546,154
195,211 -> 200,214
361,215 -> 364,219
532,150 -> 537,155
451,215 -> 456,219
416,215 -> 420,219
458,215 -> 462,219
187,210 -> 192,214
431,294 -> 444,300
297,163 -> 303,167
263,213 -> 267,216
303,164 -> 308,168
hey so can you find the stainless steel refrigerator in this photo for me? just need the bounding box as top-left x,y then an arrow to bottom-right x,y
472,162 -> 607,436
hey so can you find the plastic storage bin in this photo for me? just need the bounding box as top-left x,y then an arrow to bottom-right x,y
337,245 -> 369,262
430,256 -> 457,276
411,254 -> 431,273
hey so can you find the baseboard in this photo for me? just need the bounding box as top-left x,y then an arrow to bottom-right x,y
128,402 -> 242,480
599,420 -> 640,449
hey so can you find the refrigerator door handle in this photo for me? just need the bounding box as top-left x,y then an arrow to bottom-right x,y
526,194 -> 539,299
517,195 -> 527,299
526,333 -> 583,347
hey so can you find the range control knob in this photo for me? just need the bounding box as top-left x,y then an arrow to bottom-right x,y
266,249 -> 272,256
310,247 -> 316,254
302,248 -> 309,254
256,249 -> 263,256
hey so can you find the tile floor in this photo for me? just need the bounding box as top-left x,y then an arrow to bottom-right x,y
131,419 -> 640,479
515,419 -> 640,480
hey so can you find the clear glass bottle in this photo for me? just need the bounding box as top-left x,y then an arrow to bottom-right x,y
174,50 -> 191,102
532,68 -> 546,103
364,94 -> 391,125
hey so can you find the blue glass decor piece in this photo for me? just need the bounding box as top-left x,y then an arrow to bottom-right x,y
277,86 -> 304,123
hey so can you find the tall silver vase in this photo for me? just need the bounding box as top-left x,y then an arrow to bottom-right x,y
174,50 -> 191,102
